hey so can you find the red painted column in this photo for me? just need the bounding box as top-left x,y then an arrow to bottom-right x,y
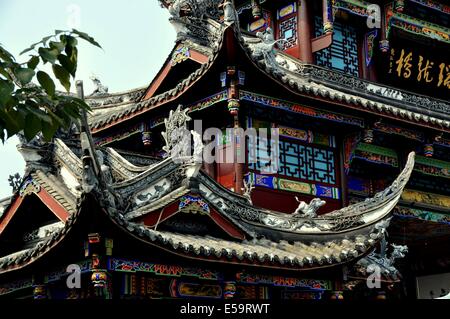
298,0 -> 314,63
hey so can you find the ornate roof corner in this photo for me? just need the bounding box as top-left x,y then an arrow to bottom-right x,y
16,133 -> 52,174
355,236 -> 408,282
162,0 -> 224,46
246,27 -> 286,76
213,152 -> 415,241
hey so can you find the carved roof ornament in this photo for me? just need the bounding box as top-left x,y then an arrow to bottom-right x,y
293,197 -> 326,218
356,235 -> 408,278
161,105 -> 192,157
242,173 -> 255,204
90,74 -> 109,96
163,0 -> 222,20
247,27 -> 286,74
223,0 -> 239,29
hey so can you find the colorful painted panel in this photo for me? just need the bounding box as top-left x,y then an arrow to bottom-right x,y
364,29 -> 378,67
177,282 -> 222,299
240,91 -> 365,128
171,46 -> 190,66
108,258 -> 222,280
333,0 -> 371,17
179,195 -> 210,214
410,0 -> 450,14
236,272 -> 332,290
373,122 -> 425,142
248,10 -> 273,33
354,143 -> 398,167
189,90 -> 228,112
394,206 -> 450,224
277,3 -> 297,19
343,132 -> 362,174
391,13 -> 450,45
279,125 -> 336,148
314,17 -> 359,76
415,156 -> 450,178
246,172 -> 340,199
401,189 -> 450,208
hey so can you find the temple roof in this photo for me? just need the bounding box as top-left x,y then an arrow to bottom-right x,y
0,105 -> 415,274
84,20 -> 450,134
0,1 -> 435,276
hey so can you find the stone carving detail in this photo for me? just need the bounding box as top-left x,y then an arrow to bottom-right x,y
242,173 -> 255,204
293,197 -> 326,218
134,181 -> 170,207
90,75 -> 109,96
248,28 -> 286,73
96,150 -> 114,185
166,0 -> 222,20
161,105 -> 191,156
223,0 -> 239,28
8,173 -> 22,193
357,235 -> 408,277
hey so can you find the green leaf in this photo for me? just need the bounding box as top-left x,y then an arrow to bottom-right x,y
55,30 -> 66,36
2,109 -> 25,138
49,41 -> 65,52
38,47 -> 59,64
52,64 -> 70,92
0,79 -> 14,107
36,71 -> 55,97
41,120 -> 58,141
0,46 -> 15,62
40,35 -> 53,45
19,39 -> 43,55
27,56 -> 40,69
72,29 -> 102,48
24,113 -> 41,141
57,54 -> 76,77
61,34 -> 78,48
24,104 -> 52,124
13,67 -> 35,85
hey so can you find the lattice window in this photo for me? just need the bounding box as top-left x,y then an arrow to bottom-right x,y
248,136 -> 337,185
278,16 -> 298,50
277,3 -> 298,52
314,16 -> 360,76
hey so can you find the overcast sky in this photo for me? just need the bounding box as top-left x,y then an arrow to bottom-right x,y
0,0 -> 176,198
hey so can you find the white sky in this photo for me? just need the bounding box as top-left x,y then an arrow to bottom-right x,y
0,0 -> 176,198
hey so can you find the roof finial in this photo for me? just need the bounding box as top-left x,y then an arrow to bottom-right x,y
90,74 -> 109,96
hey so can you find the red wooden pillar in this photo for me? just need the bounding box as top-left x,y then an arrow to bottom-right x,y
298,0 -> 314,63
